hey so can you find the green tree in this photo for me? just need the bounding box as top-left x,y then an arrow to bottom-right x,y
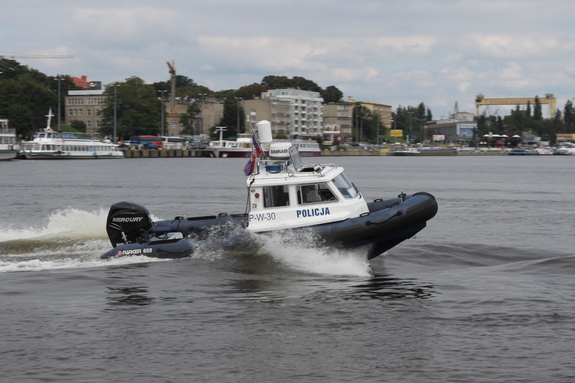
394,104 -> 427,142
217,96 -> 244,138
260,75 -> 321,92
534,96 -> 542,121
417,102 -> 426,120
235,83 -> 268,100
179,103 -> 201,135
352,104 -> 383,143
426,107 -> 433,121
261,75 -> 291,89
152,75 -> 197,92
564,100 -> 574,132
99,76 -> 161,139
0,59 -> 60,139
321,85 -> 343,103
69,120 -> 87,132
0,74 -> 57,139
291,76 -> 322,92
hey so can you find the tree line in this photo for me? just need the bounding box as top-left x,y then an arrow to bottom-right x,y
476,97 -> 575,144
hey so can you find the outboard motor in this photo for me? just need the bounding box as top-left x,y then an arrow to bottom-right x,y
106,201 -> 154,247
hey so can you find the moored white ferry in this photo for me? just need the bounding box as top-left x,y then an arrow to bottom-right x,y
19,110 -> 124,160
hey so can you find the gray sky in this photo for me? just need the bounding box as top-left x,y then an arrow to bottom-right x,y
2,0 -> 575,118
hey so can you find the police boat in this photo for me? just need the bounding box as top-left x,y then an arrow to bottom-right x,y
101,121 -> 438,260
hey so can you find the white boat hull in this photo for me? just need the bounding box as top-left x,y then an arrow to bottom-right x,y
0,149 -> 19,161
19,150 -> 124,159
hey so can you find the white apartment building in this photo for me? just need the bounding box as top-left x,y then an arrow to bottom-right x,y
259,89 -> 324,138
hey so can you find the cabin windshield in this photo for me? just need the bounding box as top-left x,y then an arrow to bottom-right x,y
333,173 -> 359,199
297,183 -> 337,204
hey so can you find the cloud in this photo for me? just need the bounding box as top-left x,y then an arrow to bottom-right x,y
2,0 -> 575,115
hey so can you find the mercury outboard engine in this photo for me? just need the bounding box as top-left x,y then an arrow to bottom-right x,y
106,201 -> 154,247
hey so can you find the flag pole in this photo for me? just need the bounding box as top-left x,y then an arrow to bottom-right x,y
245,115 -> 266,160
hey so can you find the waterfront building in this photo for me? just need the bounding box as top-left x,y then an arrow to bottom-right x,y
251,89 -> 324,138
323,102 -> 354,144
243,98 -> 291,136
163,97 -> 224,136
65,89 -> 106,134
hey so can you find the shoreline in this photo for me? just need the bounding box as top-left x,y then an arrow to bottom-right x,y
118,148 -> 510,158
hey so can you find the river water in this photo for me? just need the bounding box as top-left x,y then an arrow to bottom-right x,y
1,155 -> 574,382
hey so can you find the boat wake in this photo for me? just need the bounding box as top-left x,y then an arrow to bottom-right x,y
0,208 -> 373,276
0,208 -> 168,272
254,230 -> 372,277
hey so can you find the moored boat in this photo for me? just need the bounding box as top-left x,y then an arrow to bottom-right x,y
555,143 -> 575,155
19,109 -> 124,160
392,147 -> 421,156
0,119 -> 20,161
508,149 -> 539,155
206,132 -> 321,158
101,120 -> 438,261
535,147 -> 554,155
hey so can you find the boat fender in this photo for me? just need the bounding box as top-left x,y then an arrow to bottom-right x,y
365,210 -> 402,226
412,191 -> 435,199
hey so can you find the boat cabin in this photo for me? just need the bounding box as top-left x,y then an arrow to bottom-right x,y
246,143 -> 369,232
35,130 -> 64,142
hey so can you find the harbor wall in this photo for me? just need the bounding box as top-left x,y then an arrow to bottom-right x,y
120,148 -> 208,158
119,148 -> 508,158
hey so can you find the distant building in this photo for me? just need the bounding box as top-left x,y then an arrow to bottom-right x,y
243,98 -> 291,136
65,89 -> 106,134
556,133 -> 575,142
344,98 -> 392,143
323,102 -> 354,143
425,108 -> 477,143
258,89 -> 324,138
69,75 -> 102,90
164,97 -> 224,136
426,121 -> 477,143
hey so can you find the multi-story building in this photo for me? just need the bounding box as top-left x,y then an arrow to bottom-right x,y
322,102 -> 354,144
65,89 -> 106,134
358,100 -> 392,130
163,97 -> 224,136
66,86 -> 224,137
243,98 -> 291,136
253,89 -> 324,138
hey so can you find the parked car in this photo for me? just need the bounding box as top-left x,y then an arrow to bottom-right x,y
141,142 -> 159,150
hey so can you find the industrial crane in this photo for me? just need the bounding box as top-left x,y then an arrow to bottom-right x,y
166,60 -> 176,112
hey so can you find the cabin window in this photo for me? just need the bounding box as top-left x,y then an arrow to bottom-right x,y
263,185 -> 290,208
297,183 -> 337,204
332,173 -> 359,199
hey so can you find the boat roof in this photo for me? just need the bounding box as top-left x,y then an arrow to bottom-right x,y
248,143 -> 342,187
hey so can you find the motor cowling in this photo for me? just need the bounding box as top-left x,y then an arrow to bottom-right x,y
106,201 -> 154,247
